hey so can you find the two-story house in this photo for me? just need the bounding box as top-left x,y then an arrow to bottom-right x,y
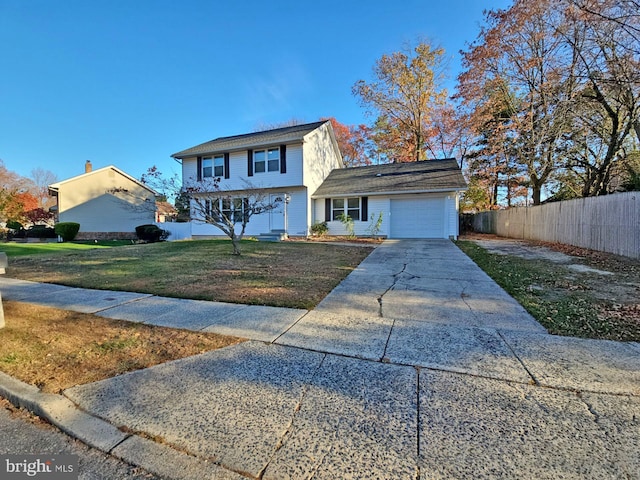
172,120 -> 467,240
171,121 -> 343,238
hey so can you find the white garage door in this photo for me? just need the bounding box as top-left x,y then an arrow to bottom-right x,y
390,197 -> 445,238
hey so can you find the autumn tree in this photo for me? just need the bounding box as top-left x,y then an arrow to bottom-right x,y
368,116 -> 418,163
353,41 -> 449,162
321,117 -> 372,167
0,160 -> 33,224
459,0 -> 577,205
559,0 -> 640,196
459,0 -> 640,205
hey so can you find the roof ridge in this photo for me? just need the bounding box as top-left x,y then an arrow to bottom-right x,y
171,120 -> 329,158
338,158 -> 458,171
212,120 -> 327,142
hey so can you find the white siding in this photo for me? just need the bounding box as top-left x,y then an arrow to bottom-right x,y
314,193 -> 459,239
181,144 -> 304,192
303,122 -> 343,194
446,194 -> 459,238
179,123 -> 341,234
182,157 -> 198,184
315,196 -> 391,237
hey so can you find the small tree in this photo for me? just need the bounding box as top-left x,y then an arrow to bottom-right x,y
337,213 -> 355,238
24,207 -> 54,226
184,178 -> 281,255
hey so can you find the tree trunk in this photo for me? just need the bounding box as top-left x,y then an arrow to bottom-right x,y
231,235 -> 241,256
531,184 -> 542,206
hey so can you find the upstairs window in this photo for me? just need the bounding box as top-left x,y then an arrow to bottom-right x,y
202,154 -> 225,178
202,157 -> 213,178
214,155 -> 224,177
254,148 -> 280,173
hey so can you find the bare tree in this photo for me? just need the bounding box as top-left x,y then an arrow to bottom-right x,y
30,168 -> 58,209
184,177 -> 282,255
253,118 -> 307,132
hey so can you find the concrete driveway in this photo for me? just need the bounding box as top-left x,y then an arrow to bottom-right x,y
2,240 -> 639,479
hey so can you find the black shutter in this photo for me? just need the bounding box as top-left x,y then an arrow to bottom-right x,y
224,152 -> 230,179
280,144 -> 287,174
247,149 -> 253,177
361,196 -> 368,221
325,198 -> 331,222
243,197 -> 249,223
197,156 -> 202,182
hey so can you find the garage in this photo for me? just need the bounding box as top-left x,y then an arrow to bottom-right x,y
390,196 -> 446,238
312,159 -> 467,239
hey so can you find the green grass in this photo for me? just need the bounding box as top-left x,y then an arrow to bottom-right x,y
0,240 -> 131,257
6,239 -> 372,309
456,240 -> 640,341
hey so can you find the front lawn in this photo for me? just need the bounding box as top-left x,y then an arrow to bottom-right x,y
0,240 -> 129,257
5,240 -> 374,309
0,301 -> 243,393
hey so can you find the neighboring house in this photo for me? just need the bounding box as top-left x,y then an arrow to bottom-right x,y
155,201 -> 178,223
48,161 -> 157,239
172,121 -> 467,240
172,121 -> 343,238
312,159 -> 467,239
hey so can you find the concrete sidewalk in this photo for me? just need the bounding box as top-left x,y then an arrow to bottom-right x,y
0,277 -> 307,343
1,240 -> 639,479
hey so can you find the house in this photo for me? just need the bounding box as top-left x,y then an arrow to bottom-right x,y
155,201 -> 178,223
48,161 -> 157,239
312,159 -> 467,239
172,121 -> 467,240
172,121 -> 343,238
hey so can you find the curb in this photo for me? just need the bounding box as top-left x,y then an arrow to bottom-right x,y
0,371 -> 245,480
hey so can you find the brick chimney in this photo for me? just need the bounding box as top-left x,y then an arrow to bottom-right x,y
85,160 -> 92,173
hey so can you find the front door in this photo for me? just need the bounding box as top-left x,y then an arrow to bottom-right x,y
270,194 -> 285,231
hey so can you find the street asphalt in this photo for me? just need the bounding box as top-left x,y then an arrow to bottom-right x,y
0,239 -> 638,479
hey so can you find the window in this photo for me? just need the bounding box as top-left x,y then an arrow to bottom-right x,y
202,155 -> 224,178
254,148 -> 280,173
214,155 -> 224,177
332,197 -> 360,221
202,157 -> 213,178
204,197 -> 248,224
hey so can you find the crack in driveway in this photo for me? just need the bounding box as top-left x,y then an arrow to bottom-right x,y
377,263 -> 421,318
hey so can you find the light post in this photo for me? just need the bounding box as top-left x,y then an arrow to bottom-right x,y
283,193 -> 291,238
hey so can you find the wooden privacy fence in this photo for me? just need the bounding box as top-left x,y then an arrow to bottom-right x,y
472,191 -> 640,259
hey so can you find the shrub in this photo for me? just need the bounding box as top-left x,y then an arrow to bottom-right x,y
6,220 -> 23,231
6,221 -> 25,240
310,221 -> 328,236
54,222 -> 80,242
26,225 -> 56,238
135,224 -> 170,243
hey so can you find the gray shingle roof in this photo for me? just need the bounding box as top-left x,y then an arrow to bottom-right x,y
312,158 -> 467,197
172,121 -> 328,158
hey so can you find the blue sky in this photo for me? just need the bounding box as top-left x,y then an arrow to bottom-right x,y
0,0 -> 511,184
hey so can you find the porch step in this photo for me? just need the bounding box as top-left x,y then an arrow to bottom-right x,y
256,230 -> 287,242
